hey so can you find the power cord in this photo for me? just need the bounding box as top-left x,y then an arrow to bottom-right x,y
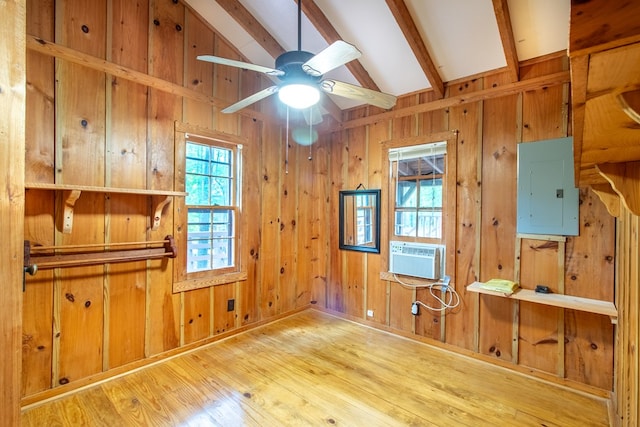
393,274 -> 460,313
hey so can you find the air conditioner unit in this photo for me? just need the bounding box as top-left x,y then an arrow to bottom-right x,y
389,241 -> 445,280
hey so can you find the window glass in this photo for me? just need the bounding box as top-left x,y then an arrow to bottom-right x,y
391,142 -> 446,240
185,141 -> 237,274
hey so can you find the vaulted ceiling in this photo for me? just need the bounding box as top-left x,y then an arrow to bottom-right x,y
184,0 -> 570,115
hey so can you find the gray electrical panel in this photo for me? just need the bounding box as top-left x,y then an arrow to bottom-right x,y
517,137 -> 579,236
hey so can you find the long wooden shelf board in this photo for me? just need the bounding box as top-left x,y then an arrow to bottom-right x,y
25,182 -> 187,197
467,282 -> 618,323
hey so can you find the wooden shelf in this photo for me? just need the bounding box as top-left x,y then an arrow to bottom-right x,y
25,183 -> 187,233
467,282 -> 618,324
25,182 -> 187,197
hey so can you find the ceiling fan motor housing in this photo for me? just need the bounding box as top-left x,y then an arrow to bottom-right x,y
276,50 -> 322,84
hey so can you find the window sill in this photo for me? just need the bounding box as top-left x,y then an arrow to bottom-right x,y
173,271 -> 247,293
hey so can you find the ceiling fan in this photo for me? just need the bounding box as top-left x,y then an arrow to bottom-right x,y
197,0 -> 397,114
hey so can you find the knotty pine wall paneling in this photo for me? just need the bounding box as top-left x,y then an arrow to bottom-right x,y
446,78 -> 484,352
259,121 -> 283,318
518,237 -> 562,373
213,38 -> 240,134
279,136 -> 299,313
23,191 -> 55,396
25,0 -> 55,184
54,0 -> 107,387
310,134 -> 331,308
365,119 -> 390,325
183,9 -> 214,129
23,0 -> 55,398
344,116 -> 368,319
1,0 -> 26,421
146,0 -> 184,355
478,70 -> 519,363
106,195 -> 148,369
295,141 -> 314,309
239,116 -> 262,325
564,189 -> 615,389
615,207 -> 640,426
106,0 -> 151,370
109,0 -> 149,190
327,131 -> 345,312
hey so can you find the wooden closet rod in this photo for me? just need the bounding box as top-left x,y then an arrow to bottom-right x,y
24,235 -> 177,272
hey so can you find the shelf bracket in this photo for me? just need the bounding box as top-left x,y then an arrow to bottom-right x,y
596,161 -> 640,216
590,183 -> 620,217
151,195 -> 172,231
60,189 -> 82,234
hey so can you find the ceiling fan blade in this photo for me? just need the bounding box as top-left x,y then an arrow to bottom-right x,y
302,106 -> 323,126
302,41 -> 361,77
320,79 -> 397,109
197,55 -> 284,77
222,86 -> 279,113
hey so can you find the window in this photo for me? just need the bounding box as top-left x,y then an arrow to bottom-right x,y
185,138 -> 241,274
390,142 -> 446,241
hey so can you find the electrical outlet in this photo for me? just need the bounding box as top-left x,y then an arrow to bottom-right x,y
411,302 -> 419,315
227,299 -> 235,312
366,309 -> 374,317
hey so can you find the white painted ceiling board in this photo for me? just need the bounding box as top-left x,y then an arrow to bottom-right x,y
405,0 -> 506,82
314,0 -> 432,96
508,0 -> 570,60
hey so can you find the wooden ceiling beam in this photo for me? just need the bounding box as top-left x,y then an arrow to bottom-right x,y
295,0 -> 380,92
492,0 -> 519,82
214,0 -> 342,122
384,0 -> 445,99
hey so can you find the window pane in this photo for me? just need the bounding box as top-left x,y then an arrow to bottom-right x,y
187,209 -> 212,237
213,210 -> 233,236
417,211 -> 442,238
212,238 -> 232,268
187,143 -> 210,162
211,177 -> 231,205
394,211 -> 416,237
419,179 -> 443,208
186,174 -> 211,205
185,140 -> 237,274
356,208 -> 373,245
185,157 -> 210,175
396,180 -> 417,208
187,239 -> 212,272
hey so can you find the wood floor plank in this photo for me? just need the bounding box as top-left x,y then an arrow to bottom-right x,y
21,309 -> 610,426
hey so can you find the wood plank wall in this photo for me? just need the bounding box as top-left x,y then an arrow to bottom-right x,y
320,55 -> 617,392
1,0 -> 26,423
21,0 -> 313,403
615,207 -> 640,426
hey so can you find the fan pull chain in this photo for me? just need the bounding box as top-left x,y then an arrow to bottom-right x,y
308,117 -> 313,160
285,106 -> 290,174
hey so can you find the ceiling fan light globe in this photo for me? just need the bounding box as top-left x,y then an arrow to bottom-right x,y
278,84 -> 320,109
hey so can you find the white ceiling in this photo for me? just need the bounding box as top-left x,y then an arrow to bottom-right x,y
185,0 -> 570,110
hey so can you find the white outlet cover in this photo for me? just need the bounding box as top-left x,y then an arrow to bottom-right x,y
366,309 -> 374,317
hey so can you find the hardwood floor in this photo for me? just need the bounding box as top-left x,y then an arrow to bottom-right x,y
22,309 -> 610,426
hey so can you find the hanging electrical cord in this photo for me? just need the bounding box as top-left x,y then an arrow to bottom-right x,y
393,274 -> 460,312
